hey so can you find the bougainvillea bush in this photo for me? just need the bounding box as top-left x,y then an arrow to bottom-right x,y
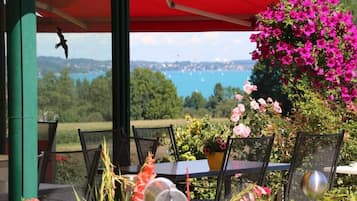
251,0 -> 357,111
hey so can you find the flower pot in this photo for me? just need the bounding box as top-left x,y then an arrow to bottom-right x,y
207,152 -> 224,170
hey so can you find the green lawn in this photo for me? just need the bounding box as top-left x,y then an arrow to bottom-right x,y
55,118 -> 228,150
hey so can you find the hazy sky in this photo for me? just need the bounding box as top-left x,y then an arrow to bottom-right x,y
37,31 -> 257,62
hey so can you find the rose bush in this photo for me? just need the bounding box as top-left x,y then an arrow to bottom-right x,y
231,81 -> 284,138
251,0 -> 357,110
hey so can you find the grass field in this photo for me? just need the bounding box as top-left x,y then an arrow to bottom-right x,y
55,118 -> 228,150
55,118 -> 228,165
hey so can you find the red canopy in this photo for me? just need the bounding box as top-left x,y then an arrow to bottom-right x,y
36,0 -> 277,32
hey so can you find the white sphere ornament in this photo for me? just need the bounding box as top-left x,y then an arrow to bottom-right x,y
144,177 -> 188,201
301,170 -> 329,199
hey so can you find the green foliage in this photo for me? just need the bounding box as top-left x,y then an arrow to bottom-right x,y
175,115 -> 229,161
340,0 -> 357,24
287,82 -> 346,133
130,68 -> 183,120
319,186 -> 357,201
205,83 -> 241,117
38,69 -> 78,122
184,91 -> 207,109
250,61 -> 292,115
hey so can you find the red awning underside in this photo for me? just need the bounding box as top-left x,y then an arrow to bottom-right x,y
36,0 -> 277,32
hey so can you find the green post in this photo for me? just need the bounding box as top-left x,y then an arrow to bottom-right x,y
7,0 -> 38,200
0,0 -> 6,154
111,0 -> 131,166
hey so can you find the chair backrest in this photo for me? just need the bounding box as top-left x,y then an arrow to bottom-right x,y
49,147 -> 101,201
132,125 -> 179,162
38,120 -> 58,153
38,151 -> 45,187
134,136 -> 160,165
285,131 -> 344,201
38,120 -> 58,182
215,135 -> 275,201
85,145 -> 102,201
78,129 -> 113,172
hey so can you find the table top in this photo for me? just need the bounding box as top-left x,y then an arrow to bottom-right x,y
336,161 -> 357,175
121,159 -> 290,180
0,155 -> 8,170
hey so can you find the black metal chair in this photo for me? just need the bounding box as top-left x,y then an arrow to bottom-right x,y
132,124 -> 180,162
38,151 -> 45,187
38,120 -> 58,183
78,129 -> 113,172
194,135 -> 275,201
48,146 -> 102,201
134,136 -> 160,165
284,131 -> 344,201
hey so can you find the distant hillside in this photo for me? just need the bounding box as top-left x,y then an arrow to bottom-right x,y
37,56 -> 256,76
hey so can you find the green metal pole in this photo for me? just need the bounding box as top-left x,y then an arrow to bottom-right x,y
7,0 -> 38,200
0,0 -> 6,154
111,0 -> 130,166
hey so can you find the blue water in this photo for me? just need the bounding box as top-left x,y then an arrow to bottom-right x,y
71,70 -> 251,98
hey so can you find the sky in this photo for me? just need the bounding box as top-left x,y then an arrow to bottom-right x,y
37,31 -> 257,62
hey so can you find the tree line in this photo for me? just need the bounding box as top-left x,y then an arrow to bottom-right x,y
38,67 -> 250,122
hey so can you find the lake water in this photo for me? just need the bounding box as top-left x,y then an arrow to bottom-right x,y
71,70 -> 251,98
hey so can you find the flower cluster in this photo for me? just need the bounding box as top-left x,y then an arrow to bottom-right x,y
231,81 -> 282,137
131,153 -> 156,201
230,183 -> 272,201
202,135 -> 227,154
251,0 -> 357,109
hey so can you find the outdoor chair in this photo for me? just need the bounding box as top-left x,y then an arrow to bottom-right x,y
38,120 -> 58,183
132,124 -> 180,162
133,136 -> 160,165
229,135 -> 275,187
78,129 -> 113,172
284,131 -> 344,201
38,151 -> 45,187
47,146 -> 102,201
193,135 -> 275,201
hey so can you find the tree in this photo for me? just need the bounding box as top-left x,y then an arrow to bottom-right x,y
206,83 -> 241,117
184,92 -> 207,109
87,71 -> 112,121
38,69 -> 78,122
130,68 -> 183,119
250,61 -> 292,115
206,83 -> 224,115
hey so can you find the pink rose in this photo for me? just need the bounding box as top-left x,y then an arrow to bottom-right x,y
272,101 -> 282,113
233,124 -> 251,138
258,98 -> 267,106
250,100 -> 259,110
234,94 -> 244,101
243,81 -> 257,94
231,104 -> 245,122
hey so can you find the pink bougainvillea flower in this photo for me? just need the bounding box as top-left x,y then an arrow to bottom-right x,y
252,0 -> 357,109
233,124 -> 251,138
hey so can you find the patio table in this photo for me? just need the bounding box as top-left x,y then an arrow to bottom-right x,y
0,183 -> 77,201
122,159 -> 289,178
121,159 -> 290,196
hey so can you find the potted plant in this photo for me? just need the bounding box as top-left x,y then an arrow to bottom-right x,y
203,135 -> 228,170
